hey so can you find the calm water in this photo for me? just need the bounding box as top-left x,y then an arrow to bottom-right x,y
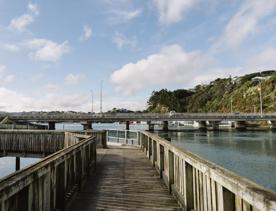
0,157 -> 40,178
1,123 -> 276,193
157,130 -> 276,192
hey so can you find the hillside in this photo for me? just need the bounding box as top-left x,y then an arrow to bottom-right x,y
147,71 -> 276,113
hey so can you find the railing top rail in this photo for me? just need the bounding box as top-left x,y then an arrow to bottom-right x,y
0,129 -> 65,133
107,129 -> 139,132
141,131 -> 276,203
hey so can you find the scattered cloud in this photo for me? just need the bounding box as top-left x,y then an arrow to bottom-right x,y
0,87 -> 89,111
28,3 -> 40,15
112,32 -> 136,48
64,73 -> 86,85
103,0 -> 142,23
153,0 -> 198,24
9,14 -> 34,32
111,44 -> 212,95
246,47 -> 276,70
22,38 -> 70,62
0,43 -> 20,52
212,0 -> 276,51
108,9 -> 142,23
0,86 -> 146,112
80,25 -> 92,41
0,65 -> 15,84
8,3 -> 39,32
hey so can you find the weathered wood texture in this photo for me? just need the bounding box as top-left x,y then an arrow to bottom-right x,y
0,130 -> 106,157
0,134 -> 96,211
0,124 -> 47,130
139,131 -> 276,211
70,145 -> 182,211
72,130 -> 107,148
0,131 -> 84,157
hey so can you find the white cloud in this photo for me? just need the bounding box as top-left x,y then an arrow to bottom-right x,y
109,9 -> 142,23
111,44 -> 212,95
0,88 -> 33,111
9,14 -> 34,32
246,48 -> 276,70
8,3 -> 39,32
153,0 -> 198,24
112,32 -> 136,48
28,3 -> 39,15
23,38 -> 70,62
0,86 -> 146,112
103,0 -> 142,23
0,65 -> 15,84
64,73 -> 85,85
80,25 -> 92,41
0,87 -> 90,111
0,43 -> 20,52
213,0 -> 276,51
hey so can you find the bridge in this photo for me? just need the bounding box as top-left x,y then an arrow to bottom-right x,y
1,112 -> 276,130
0,129 -> 276,210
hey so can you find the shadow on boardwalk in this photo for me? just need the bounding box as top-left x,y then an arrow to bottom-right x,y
70,145 -> 182,211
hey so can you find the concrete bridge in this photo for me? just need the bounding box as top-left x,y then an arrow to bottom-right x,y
1,112 -> 276,130
0,129 -> 276,210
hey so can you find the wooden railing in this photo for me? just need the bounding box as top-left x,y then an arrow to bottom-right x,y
0,134 -> 96,211
69,130 -> 107,148
138,131 -> 276,211
0,130 -> 88,157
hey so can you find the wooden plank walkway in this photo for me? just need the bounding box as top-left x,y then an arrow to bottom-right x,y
70,145 -> 182,211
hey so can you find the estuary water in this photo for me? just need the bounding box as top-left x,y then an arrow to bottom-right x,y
157,130 -> 276,192
0,123 -> 275,193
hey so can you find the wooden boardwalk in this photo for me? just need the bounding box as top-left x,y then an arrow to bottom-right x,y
70,145 -> 182,211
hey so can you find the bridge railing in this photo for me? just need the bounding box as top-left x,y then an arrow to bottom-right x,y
0,133 -> 96,211
4,112 -> 276,122
139,131 -> 276,211
107,129 -> 139,146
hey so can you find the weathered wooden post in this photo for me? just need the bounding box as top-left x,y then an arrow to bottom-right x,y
48,122 -> 56,130
126,121 -> 130,130
163,121 -> 169,131
15,157 -> 20,171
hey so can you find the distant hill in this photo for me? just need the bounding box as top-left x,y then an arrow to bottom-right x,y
147,70 -> 276,113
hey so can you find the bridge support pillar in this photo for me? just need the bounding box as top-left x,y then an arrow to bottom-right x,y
271,121 -> 276,130
147,121 -> 154,131
48,122 -> 56,130
162,121 -> 169,131
82,121 -> 92,130
15,157 -> 20,171
235,121 -> 247,131
209,121 -> 220,131
126,121 -> 130,130
198,121 -> 207,130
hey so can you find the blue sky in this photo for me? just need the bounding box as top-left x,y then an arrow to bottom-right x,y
0,0 -> 276,112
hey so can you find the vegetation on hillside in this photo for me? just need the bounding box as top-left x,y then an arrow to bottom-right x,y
147,71 -> 276,113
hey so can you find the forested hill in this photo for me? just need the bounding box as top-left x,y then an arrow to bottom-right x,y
147,71 -> 276,113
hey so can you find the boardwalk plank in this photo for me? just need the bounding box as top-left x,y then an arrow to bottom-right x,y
70,145 -> 182,211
